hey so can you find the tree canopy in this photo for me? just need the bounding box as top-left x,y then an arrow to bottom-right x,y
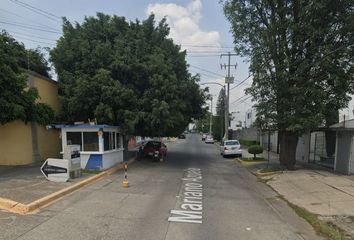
51,13 -> 207,137
223,0 -> 354,168
0,31 -> 54,125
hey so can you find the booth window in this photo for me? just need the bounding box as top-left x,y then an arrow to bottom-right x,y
83,132 -> 99,151
104,132 -> 116,151
116,133 -> 121,148
67,132 -> 82,149
112,132 -> 116,150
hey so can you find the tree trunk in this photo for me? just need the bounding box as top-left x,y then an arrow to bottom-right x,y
279,131 -> 298,170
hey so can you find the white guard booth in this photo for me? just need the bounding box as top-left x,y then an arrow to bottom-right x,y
55,124 -> 124,170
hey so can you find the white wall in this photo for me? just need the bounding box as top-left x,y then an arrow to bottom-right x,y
230,112 -> 243,130
339,96 -> 354,122
245,108 -> 256,128
103,150 -> 124,169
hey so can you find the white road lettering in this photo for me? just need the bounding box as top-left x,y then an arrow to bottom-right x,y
168,168 -> 203,224
168,210 -> 202,224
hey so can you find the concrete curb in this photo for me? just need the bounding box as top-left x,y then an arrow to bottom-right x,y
235,158 -> 282,176
254,169 -> 282,177
0,158 -> 135,215
236,158 -> 267,165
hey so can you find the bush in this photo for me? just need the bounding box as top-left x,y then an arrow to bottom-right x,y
248,145 -> 263,159
239,139 -> 260,146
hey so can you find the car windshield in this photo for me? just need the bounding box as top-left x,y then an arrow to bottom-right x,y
225,141 -> 239,146
146,141 -> 161,148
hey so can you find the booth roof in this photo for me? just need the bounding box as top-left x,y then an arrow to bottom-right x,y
330,119 -> 354,129
53,124 -> 119,129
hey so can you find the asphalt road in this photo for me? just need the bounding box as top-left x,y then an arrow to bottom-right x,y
0,134 -> 323,240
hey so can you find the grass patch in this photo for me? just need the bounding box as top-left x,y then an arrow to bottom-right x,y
81,169 -> 102,174
258,167 -> 283,173
257,176 -> 273,184
280,197 -> 349,240
241,157 -> 266,161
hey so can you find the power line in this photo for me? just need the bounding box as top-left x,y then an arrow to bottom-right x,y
191,70 -> 223,81
230,94 -> 248,105
11,34 -> 56,46
189,65 -> 225,78
179,43 -> 234,48
181,44 -> 233,49
230,74 -> 252,90
187,50 -> 231,53
0,8 -> 60,31
228,42 -> 354,92
9,0 -> 61,23
232,95 -> 252,105
187,54 -> 221,57
0,20 -> 61,34
5,30 -> 58,42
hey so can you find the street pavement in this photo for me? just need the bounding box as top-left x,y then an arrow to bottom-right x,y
0,134 -> 323,240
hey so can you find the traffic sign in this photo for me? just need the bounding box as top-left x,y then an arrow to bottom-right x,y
41,158 -> 70,182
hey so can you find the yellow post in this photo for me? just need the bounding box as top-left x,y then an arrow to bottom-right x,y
122,162 -> 129,188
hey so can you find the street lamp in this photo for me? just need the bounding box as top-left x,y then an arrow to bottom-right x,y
200,82 -> 228,141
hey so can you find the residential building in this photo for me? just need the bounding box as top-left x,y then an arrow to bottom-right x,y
245,108 -> 256,128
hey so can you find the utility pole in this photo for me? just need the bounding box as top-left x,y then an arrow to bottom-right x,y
220,52 -> 237,141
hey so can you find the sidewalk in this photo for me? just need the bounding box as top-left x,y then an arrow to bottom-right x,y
0,163 -> 95,204
238,148 -> 354,236
0,156 -> 135,214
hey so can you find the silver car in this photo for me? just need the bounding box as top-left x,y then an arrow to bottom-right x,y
205,135 -> 214,144
220,140 -> 242,157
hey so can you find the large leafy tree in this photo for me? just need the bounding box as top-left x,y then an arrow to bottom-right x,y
223,0 -> 354,169
51,13 -> 206,137
0,31 -> 54,125
215,88 -> 226,140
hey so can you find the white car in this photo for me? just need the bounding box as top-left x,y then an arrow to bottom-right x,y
205,135 -> 214,144
220,140 -> 242,157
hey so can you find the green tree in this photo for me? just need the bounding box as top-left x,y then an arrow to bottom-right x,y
215,88 -> 226,140
0,31 -> 54,125
223,0 -> 354,169
51,13 -> 207,136
212,115 -> 223,141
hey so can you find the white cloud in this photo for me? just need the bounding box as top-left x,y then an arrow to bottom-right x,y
146,0 -> 220,52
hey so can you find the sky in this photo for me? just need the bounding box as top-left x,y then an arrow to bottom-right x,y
0,0 -> 254,122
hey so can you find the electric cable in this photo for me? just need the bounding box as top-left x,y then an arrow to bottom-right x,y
9,0 -> 61,23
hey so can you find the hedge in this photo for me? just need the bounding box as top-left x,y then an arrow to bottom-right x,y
239,139 -> 260,146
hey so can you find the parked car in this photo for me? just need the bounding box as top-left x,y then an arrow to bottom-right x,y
205,135 -> 214,144
178,133 -> 186,139
201,134 -> 207,141
142,141 -> 167,162
220,140 -> 242,157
